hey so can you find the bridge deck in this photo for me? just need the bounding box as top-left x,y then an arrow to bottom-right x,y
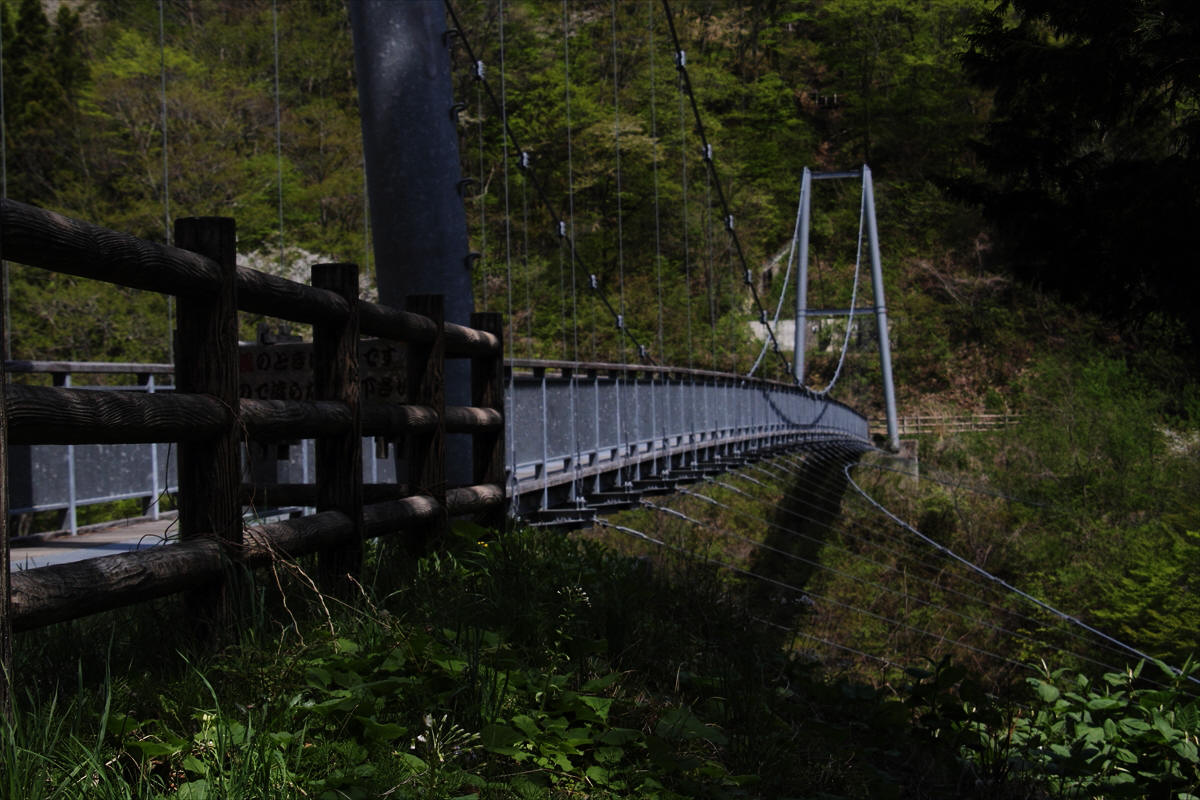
9,518 -> 174,570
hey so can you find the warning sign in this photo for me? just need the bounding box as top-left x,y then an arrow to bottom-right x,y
238,340 -> 407,402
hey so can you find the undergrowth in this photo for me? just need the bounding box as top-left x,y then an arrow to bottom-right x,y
3,512 -> 1199,798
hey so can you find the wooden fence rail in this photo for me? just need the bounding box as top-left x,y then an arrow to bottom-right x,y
0,199 -> 505,712
869,413 -> 1022,437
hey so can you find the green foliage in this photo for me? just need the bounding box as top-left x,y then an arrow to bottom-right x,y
962,0 -> 1200,349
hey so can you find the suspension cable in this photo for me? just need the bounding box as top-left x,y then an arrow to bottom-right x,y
641,497 -> 1130,676
704,155 -> 717,368
844,458 -> 1197,682
272,0 -> 285,277
648,0 -> 665,361
596,517 -> 1034,674
611,0 -> 627,367
158,0 -> 173,362
443,0 -> 657,365
676,480 -> 1139,676
659,0 -> 791,378
498,0 -> 519,514
677,59 -> 694,369
811,177 -> 865,395
747,180 -> 805,377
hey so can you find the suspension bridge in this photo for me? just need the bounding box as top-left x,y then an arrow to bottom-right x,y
0,0 -> 1176,710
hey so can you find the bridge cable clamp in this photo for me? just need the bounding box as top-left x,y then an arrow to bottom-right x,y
616,314 -> 624,330
588,273 -> 599,290
725,214 -> 735,231
743,268 -> 753,286
638,344 -> 648,361
702,143 -> 713,161
558,220 -> 567,238
473,60 -> 485,80
518,151 -> 532,170
675,50 -> 686,68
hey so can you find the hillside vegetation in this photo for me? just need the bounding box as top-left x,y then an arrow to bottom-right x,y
3,0 -> 1200,797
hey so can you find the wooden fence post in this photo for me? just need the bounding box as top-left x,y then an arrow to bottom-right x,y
312,263 -> 362,593
406,295 -> 446,549
470,312 -> 505,527
174,217 -> 241,639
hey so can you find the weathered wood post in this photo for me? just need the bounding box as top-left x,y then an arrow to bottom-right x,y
406,295 -> 446,548
312,263 -> 362,593
470,312 -> 505,527
174,217 -> 241,639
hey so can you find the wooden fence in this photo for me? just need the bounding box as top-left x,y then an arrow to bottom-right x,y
0,199 -> 505,710
871,413 -> 1022,438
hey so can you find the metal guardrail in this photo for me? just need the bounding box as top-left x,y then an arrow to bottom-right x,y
506,360 -> 870,519
5,364 -> 399,535
8,357 -> 871,533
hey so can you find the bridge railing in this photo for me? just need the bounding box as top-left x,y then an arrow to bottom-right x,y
0,198 -> 505,634
2,361 -> 411,537
507,359 -> 869,517
4,362 -> 179,536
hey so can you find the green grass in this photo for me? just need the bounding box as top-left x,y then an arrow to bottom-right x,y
5,480 -> 1200,799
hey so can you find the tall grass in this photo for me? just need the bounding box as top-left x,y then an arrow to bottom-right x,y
5,466 -> 1199,798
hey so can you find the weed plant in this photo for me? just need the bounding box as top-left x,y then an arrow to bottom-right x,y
4,499 -> 1200,798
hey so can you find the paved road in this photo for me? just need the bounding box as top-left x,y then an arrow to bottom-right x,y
8,518 -> 177,570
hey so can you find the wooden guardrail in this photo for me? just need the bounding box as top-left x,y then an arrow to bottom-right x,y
870,413 -> 1021,437
0,199 -> 505,710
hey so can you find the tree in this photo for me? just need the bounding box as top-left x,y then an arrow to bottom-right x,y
962,0 -> 1200,352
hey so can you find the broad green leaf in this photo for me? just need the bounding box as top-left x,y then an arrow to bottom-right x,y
397,752 -> 428,772
581,672 -> 621,692
1173,739 -> 1198,763
580,695 -> 614,721
176,779 -> 209,800
597,727 -> 641,746
126,739 -> 184,760
1153,711 -> 1183,742
1119,718 -> 1153,734
1032,680 -> 1060,703
510,714 -> 541,739
1088,697 -> 1123,711
585,765 -> 611,784
104,712 -> 145,738
354,715 -> 407,741
595,745 -> 624,764
482,723 -> 525,748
